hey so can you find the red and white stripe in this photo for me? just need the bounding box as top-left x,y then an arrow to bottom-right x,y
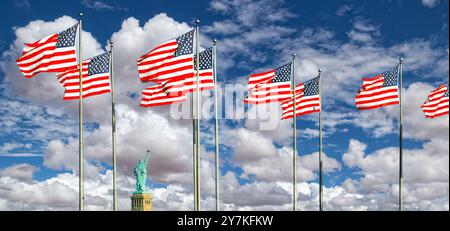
281,84 -> 321,120
140,83 -> 187,107
421,84 -> 449,118
244,81 -> 292,104
137,39 -> 194,84
247,70 -> 276,91
56,59 -> 110,100
355,75 -> 399,110
163,69 -> 214,94
16,33 -> 78,78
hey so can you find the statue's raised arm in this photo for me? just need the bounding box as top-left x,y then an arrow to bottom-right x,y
144,149 -> 151,165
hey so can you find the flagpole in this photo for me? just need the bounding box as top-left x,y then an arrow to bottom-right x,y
192,77 -> 198,211
78,12 -> 84,211
195,19 -> 202,211
318,69 -> 323,211
192,41 -> 198,211
291,53 -> 297,211
398,57 -> 403,211
213,39 -> 220,211
109,40 -> 117,211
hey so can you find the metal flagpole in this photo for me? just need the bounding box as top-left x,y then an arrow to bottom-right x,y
318,69 -> 323,211
213,39 -> 220,211
195,19 -> 202,211
192,37 -> 198,211
292,54 -> 297,211
78,12 -> 84,211
398,57 -> 403,211
109,40 -> 117,211
191,77 -> 198,211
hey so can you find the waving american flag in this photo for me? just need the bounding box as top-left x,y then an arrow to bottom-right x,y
355,65 -> 400,110
163,47 -> 215,94
281,76 -> 321,120
244,62 -> 293,104
140,83 -> 187,107
56,52 -> 111,100
137,30 -> 195,84
421,84 -> 449,118
16,24 -> 79,78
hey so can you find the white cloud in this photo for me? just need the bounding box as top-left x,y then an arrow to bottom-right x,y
234,128 -> 278,162
0,142 -> 32,153
0,164 -> 37,182
81,0 -> 128,11
400,82 -> 449,141
336,5 -> 352,16
230,127 -> 341,183
341,138 -> 448,210
421,0 -> 440,8
204,20 -> 241,35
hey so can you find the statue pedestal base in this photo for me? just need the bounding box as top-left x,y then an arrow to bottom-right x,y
130,192 -> 153,211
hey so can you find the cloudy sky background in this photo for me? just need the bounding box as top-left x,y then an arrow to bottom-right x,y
0,0 -> 448,211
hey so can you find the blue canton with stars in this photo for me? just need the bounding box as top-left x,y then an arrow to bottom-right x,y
194,47 -> 213,70
174,30 -> 194,57
56,24 -> 78,48
303,76 -> 320,96
382,65 -> 399,87
272,62 -> 292,83
88,52 -> 110,76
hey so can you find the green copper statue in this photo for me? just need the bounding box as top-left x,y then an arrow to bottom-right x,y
134,150 -> 150,194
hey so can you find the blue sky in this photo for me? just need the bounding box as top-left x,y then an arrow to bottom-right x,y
0,0 -> 448,211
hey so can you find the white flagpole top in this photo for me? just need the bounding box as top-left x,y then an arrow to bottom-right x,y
292,53 -> 296,59
399,57 -> 403,63
195,19 -> 200,25
79,12 -> 83,18
213,39 -> 217,45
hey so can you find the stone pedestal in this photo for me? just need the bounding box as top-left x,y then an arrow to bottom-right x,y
130,192 -> 153,211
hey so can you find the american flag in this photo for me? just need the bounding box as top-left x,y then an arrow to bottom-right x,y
137,30 -> 194,84
355,65 -> 400,110
244,62 -> 293,104
56,52 -> 111,100
281,76 -> 321,120
16,24 -> 79,78
421,84 -> 449,118
163,47 -> 215,94
140,83 -> 187,107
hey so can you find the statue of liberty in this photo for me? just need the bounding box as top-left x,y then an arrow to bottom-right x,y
134,150 -> 150,194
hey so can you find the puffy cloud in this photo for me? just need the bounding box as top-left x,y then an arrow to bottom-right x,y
347,18 -> 380,44
233,128 -> 278,162
343,139 -> 367,168
0,164 -> 37,182
230,127 -> 341,183
340,138 -> 448,210
400,82 -> 449,141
